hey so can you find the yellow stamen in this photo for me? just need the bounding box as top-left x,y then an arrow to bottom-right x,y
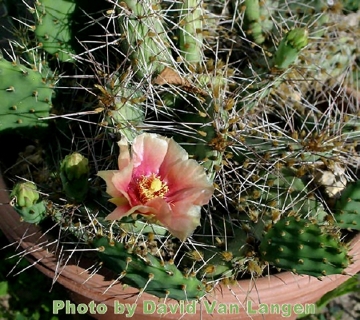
137,173 -> 168,203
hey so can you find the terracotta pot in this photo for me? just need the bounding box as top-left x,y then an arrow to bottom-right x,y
1,174 -> 360,320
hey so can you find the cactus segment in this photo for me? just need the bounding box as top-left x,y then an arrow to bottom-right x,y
33,0 -> 76,62
342,0 -> 360,12
259,216 -> 350,277
276,0 -> 329,34
272,28 -> 308,69
0,57 -> 54,133
10,182 -> 47,224
260,168 -> 328,221
177,0 -> 203,65
241,0 -> 264,44
116,0 -> 173,80
93,236 -> 206,300
103,76 -> 145,142
232,0 -> 278,45
333,180 -> 360,230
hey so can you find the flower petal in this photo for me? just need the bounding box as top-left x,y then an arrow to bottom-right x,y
163,158 -> 214,204
97,170 -> 123,198
146,198 -> 201,240
106,202 -> 157,221
111,164 -> 133,198
160,137 -> 189,170
105,200 -> 132,220
117,137 -> 132,170
132,133 -> 169,176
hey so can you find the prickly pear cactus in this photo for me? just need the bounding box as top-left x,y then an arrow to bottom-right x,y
93,236 -> 206,300
273,28 -> 308,69
2,0 -> 360,305
31,0 -> 77,62
259,216 -> 351,277
116,0 -> 173,80
0,56 -> 55,133
99,73 -> 146,142
333,180 -> 360,230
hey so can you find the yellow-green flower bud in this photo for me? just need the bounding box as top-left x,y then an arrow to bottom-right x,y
60,153 -> 89,202
11,182 -> 40,208
10,182 -> 47,224
273,28 -> 308,69
60,153 -> 89,181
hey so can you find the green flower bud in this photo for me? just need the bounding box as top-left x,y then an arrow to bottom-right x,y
60,153 -> 89,181
273,28 -> 308,69
11,182 -> 40,208
60,153 -> 90,202
286,28 -> 309,50
10,182 -> 47,224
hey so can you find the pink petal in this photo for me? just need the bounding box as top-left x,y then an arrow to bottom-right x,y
131,133 -> 169,176
110,164 -> 134,199
106,203 -> 157,221
117,137 -> 131,170
145,198 -> 201,240
160,138 -> 189,170
97,170 -> 123,198
106,198 -> 132,220
163,158 -> 214,203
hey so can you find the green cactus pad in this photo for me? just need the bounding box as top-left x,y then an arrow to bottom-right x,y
177,0 -> 203,65
93,236 -> 206,300
32,0 -> 76,62
334,180 -> 360,230
104,77 -> 145,142
116,0 -> 173,80
259,216 -> 351,277
0,57 -> 54,134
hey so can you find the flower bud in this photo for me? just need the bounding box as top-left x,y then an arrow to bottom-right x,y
11,182 -> 40,208
10,182 -> 47,224
273,28 -> 308,69
60,153 -> 90,202
60,153 -> 89,181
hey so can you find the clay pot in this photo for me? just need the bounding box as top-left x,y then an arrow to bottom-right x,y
1,174 -> 360,320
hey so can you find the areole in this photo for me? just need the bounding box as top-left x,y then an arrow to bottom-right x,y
1,174 -> 360,320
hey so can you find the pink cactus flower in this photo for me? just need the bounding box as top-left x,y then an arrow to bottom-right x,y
97,133 -> 214,240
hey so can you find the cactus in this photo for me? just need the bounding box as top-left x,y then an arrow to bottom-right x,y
0,56 -> 55,134
333,180 -> 360,230
259,216 -> 351,277
272,28 -> 308,69
116,0 -> 174,81
177,0 -> 204,66
10,182 -> 47,224
233,0 -> 279,45
2,0 -> 360,305
99,73 -> 146,142
31,0 -> 77,62
93,236 -> 206,300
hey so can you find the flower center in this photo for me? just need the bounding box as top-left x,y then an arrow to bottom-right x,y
137,173 -> 169,203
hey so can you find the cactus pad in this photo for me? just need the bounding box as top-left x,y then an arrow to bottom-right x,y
259,216 -> 351,277
32,0 -> 76,62
333,180 -> 360,230
93,236 -> 206,300
0,57 -> 54,134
